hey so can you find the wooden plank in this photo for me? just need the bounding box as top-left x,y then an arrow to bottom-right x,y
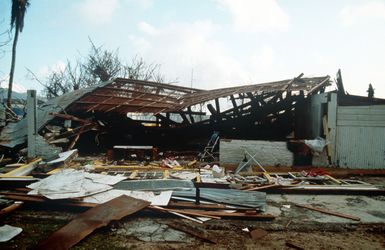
67,131 -> 82,150
36,196 -> 150,250
327,93 -> 337,163
245,184 -> 278,191
49,112 -> 89,123
323,115 -> 332,159
0,158 -> 42,177
163,170 -> 169,179
0,201 -> 23,218
230,95 -> 240,116
166,201 -> 227,210
295,203 -> 360,221
150,206 -> 221,219
128,170 -> 138,179
308,76 -> 330,94
263,172 -> 274,184
175,209 -> 276,220
325,174 -> 342,185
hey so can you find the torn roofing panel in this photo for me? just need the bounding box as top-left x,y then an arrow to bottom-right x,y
68,78 -> 202,114
0,81 -> 111,148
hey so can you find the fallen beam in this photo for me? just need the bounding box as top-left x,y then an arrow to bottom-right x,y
0,158 -> 42,177
175,209 -> 276,220
295,203 -> 360,221
36,196 -> 150,249
150,205 -> 221,219
166,201 -> 227,210
0,201 -> 23,218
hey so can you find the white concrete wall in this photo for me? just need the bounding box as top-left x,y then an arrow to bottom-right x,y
219,139 -> 293,166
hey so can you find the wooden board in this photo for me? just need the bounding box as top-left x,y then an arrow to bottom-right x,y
36,195 -> 150,249
295,203 -> 360,221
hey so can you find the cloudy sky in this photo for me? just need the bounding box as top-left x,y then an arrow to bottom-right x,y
0,0 -> 385,97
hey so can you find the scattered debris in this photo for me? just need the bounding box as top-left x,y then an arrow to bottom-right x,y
27,169 -> 126,199
0,74 -> 383,249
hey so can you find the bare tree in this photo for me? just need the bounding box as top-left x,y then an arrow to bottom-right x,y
0,29 -> 12,60
122,56 -> 164,82
33,40 -> 165,99
27,59 -> 87,99
83,39 -> 122,83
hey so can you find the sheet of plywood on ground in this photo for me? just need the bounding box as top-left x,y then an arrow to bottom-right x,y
36,195 -> 150,250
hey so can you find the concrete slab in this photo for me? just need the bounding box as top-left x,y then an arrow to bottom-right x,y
267,194 -> 385,223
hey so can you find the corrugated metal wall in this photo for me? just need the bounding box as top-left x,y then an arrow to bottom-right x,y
335,105 -> 385,169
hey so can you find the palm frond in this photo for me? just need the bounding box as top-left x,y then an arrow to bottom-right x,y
10,0 -> 30,32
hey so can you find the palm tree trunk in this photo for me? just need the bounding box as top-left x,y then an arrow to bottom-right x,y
7,23 -> 20,110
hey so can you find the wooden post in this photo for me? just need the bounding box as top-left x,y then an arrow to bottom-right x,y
27,90 -> 37,160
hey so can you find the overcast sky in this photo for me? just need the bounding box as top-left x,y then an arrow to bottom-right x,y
0,0 -> 384,97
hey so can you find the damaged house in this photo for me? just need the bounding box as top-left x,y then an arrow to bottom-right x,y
0,74 -> 331,160
0,72 -> 384,169
1,72 -> 385,248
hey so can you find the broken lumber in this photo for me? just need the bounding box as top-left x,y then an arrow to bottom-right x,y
0,158 -> 41,177
245,184 -> 278,191
49,112 -> 90,124
295,204 -> 360,221
35,196 -> 150,250
0,201 -> 23,218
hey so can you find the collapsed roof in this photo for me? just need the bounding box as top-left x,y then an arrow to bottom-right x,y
0,74 -> 331,150
65,75 -> 329,115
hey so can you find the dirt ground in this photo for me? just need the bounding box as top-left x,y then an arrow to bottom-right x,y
1,206 -> 385,250
1,176 -> 384,249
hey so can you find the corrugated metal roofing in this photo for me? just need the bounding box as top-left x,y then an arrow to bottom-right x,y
0,82 -> 110,148
335,105 -> 385,169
